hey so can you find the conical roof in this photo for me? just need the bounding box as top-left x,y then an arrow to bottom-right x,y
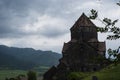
71,13 -> 96,30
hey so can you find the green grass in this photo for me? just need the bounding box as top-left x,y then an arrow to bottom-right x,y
67,72 -> 92,80
0,66 -> 49,80
68,63 -> 120,80
83,64 -> 120,80
33,66 -> 50,76
0,70 -> 27,80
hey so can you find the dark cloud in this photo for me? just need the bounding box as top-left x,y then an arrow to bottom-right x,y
0,0 -> 29,37
0,0 -> 118,38
0,0 -> 72,38
39,26 -> 68,38
0,0 -> 119,53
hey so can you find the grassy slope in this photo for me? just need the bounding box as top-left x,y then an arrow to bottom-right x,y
68,64 -> 120,80
82,63 -> 120,80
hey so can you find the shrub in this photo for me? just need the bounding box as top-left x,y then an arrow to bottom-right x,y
27,71 -> 37,80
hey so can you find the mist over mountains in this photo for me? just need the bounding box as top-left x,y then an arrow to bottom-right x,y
0,45 -> 62,70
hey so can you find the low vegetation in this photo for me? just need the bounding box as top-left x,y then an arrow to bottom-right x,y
27,71 -> 37,80
83,63 -> 120,80
0,70 -> 26,80
0,66 -> 49,80
67,63 -> 120,80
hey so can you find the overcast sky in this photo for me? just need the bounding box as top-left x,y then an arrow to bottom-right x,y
0,0 -> 120,53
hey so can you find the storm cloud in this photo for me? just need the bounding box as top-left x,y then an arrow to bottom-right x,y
0,0 -> 120,52
0,0 -> 70,38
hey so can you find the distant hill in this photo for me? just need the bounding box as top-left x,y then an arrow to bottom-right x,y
0,45 -> 62,69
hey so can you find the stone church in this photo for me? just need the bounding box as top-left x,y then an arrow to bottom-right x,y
43,13 -> 107,80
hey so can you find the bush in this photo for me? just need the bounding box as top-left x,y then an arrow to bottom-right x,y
27,71 -> 37,80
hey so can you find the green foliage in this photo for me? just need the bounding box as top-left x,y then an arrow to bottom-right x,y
89,4 -> 120,64
67,72 -> 81,80
27,71 -> 37,80
89,9 -> 98,19
117,1 -> 120,6
93,55 -> 106,64
97,18 -> 120,40
107,47 -> 120,65
89,9 -> 120,40
67,72 -> 90,80
103,18 -> 118,26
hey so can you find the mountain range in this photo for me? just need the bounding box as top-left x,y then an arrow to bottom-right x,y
0,45 -> 62,70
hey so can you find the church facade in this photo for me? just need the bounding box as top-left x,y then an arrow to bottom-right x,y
43,13 -> 107,80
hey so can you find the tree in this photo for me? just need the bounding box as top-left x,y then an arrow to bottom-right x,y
27,71 -> 37,80
89,1 -> 120,64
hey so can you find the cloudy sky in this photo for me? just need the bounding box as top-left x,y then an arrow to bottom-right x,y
0,0 -> 120,53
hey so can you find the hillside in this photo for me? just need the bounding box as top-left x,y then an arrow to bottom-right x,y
0,52 -> 35,69
83,64 -> 120,80
68,63 -> 120,80
0,45 -> 62,69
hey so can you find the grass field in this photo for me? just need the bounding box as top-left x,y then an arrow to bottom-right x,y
1,64 -> 120,80
33,66 -> 50,76
0,70 -> 27,80
0,66 -> 49,80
